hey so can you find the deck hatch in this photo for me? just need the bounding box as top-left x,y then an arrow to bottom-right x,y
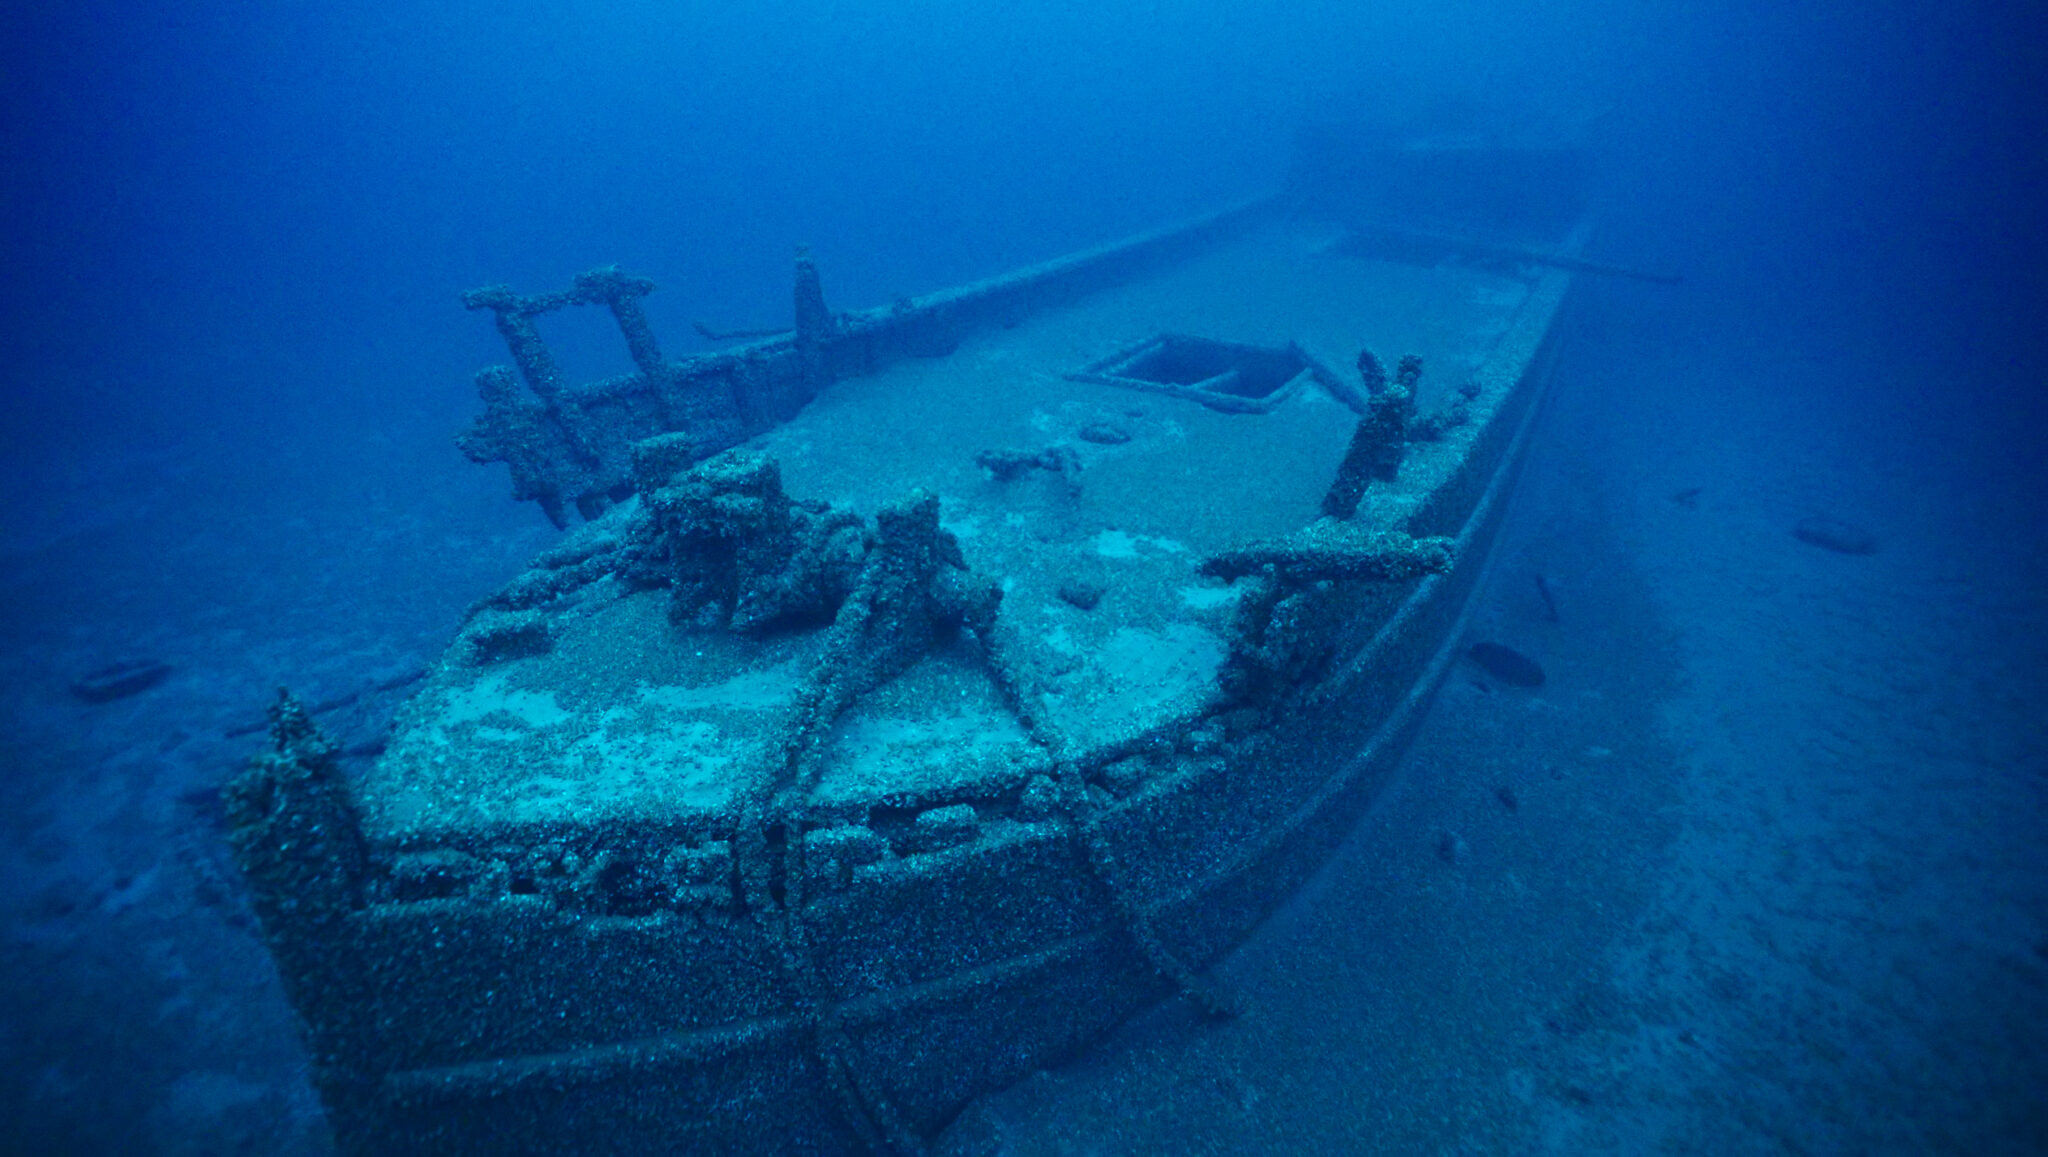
1068,334 -> 1314,414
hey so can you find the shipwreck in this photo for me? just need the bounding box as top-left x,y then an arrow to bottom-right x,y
228,135 -> 1594,1154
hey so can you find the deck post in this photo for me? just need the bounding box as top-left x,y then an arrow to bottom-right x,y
573,266 -> 665,377
793,246 -> 835,394
223,692 -> 381,1151
462,286 -> 566,402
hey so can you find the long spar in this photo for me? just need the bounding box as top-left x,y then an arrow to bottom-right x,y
1354,225 -> 1684,285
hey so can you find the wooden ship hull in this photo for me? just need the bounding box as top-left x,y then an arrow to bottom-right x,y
229,143 -> 1592,1155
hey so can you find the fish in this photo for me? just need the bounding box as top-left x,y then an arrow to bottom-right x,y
1466,641 -> 1545,687
1793,515 -> 1877,555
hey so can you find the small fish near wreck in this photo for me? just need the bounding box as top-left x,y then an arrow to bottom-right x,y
1793,514 -> 1879,555
1466,640 -> 1547,687
227,134 -> 1598,1155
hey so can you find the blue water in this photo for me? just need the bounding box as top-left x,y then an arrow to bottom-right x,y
3,1 -> 2043,1153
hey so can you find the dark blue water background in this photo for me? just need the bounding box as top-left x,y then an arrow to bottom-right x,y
6,2 -> 2041,492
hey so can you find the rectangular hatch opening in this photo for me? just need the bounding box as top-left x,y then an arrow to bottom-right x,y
1068,334 -> 1317,414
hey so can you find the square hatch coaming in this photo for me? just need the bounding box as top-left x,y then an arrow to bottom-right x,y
1068,333 -> 1321,414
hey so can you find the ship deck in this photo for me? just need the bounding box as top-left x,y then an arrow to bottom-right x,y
358,217 -> 1547,846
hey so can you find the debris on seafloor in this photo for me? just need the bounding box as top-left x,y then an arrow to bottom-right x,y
70,659 -> 172,704
1466,640 -> 1546,687
1793,515 -> 1877,555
